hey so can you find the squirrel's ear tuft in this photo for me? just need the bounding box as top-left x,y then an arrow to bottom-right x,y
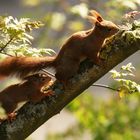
89,10 -> 103,22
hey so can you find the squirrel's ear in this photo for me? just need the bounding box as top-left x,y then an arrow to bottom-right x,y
87,16 -> 97,24
89,10 -> 103,22
87,16 -> 101,26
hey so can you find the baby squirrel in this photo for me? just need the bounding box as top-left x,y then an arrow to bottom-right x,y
0,10 -> 119,83
0,73 -> 53,120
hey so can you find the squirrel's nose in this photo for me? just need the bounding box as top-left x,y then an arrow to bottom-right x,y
116,27 -> 120,32
114,26 -> 120,33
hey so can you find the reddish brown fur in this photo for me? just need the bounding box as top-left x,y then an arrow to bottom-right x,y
0,10 -> 119,83
0,56 -> 55,78
0,73 -> 52,118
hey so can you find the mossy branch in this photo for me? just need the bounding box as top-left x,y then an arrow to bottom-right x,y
0,28 -> 139,140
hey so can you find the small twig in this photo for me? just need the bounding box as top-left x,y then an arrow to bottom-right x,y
0,52 -> 14,57
91,84 -> 119,91
0,37 -> 14,52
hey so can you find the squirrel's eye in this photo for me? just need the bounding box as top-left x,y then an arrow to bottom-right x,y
40,78 -> 46,82
41,78 -> 45,81
108,28 -> 112,31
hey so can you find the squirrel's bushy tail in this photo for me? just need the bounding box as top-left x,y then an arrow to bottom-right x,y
0,56 -> 55,79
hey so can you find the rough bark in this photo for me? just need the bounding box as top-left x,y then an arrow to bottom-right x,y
0,28 -> 139,140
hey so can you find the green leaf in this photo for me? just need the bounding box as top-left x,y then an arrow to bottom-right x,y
110,70 -> 121,78
0,15 -> 45,54
121,72 -> 135,77
118,86 -> 129,98
121,63 -> 135,72
136,85 -> 140,93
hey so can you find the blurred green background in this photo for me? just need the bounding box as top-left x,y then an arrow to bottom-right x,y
0,0 -> 140,140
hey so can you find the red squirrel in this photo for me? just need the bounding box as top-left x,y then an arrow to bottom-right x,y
0,73 -> 53,119
0,10 -> 119,83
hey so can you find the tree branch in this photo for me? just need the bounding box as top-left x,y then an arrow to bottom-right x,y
0,37 -> 14,53
91,84 -> 119,91
0,28 -> 139,139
